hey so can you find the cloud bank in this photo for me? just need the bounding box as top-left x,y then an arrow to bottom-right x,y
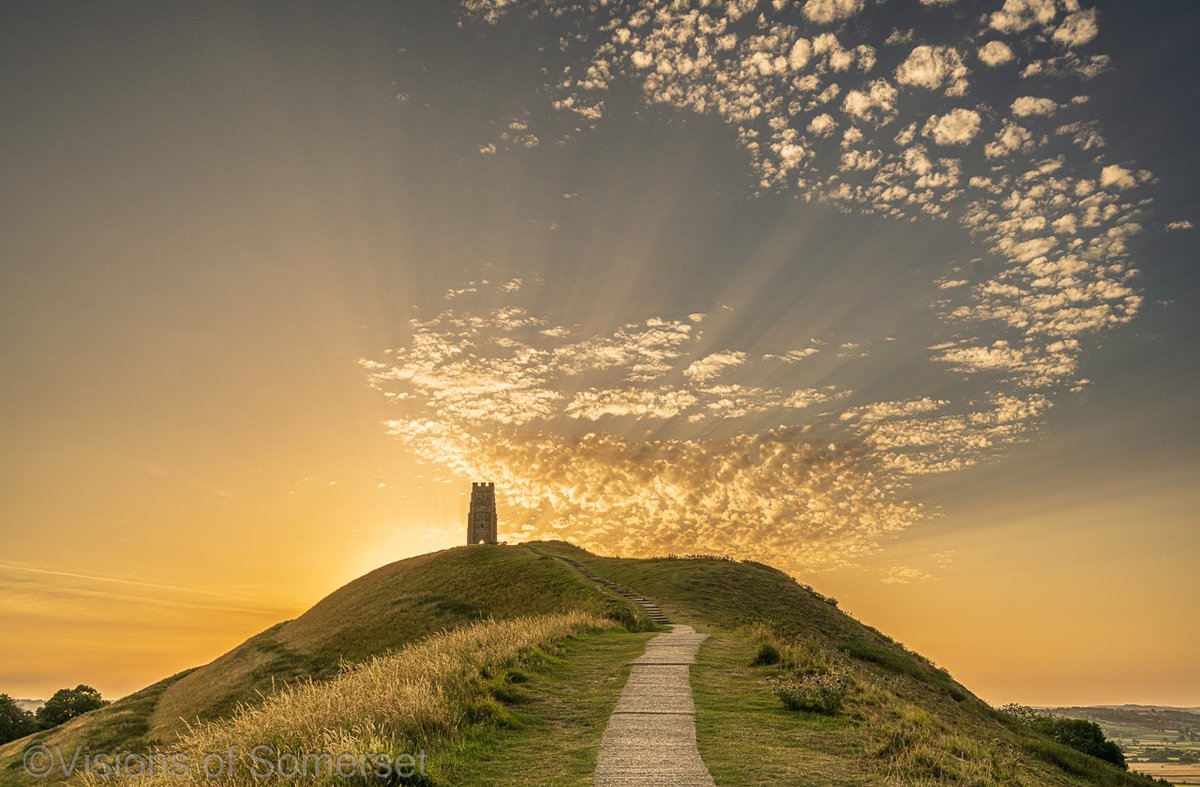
367,0 -> 1152,573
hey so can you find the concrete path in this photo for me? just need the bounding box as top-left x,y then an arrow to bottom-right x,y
594,624 -> 714,786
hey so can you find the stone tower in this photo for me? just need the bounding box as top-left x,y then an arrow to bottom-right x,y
466,482 -> 498,545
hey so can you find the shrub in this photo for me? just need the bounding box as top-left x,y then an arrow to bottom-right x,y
752,642 -> 781,666
770,670 -> 849,715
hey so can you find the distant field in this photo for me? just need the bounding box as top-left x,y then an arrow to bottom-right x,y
1046,706 -> 1200,786
1128,763 -> 1200,785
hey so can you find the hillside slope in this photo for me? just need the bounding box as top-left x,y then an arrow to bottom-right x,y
0,544 -> 644,784
1,541 -> 1162,786
530,541 -> 1164,787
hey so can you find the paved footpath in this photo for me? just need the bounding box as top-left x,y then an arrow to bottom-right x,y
593,624 -> 715,786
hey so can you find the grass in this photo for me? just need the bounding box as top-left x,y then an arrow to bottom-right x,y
0,544 -> 648,784
146,545 -> 628,743
533,541 -> 1162,786
427,627 -> 654,785
99,613 -> 612,786
0,672 -> 193,787
0,540 -> 1168,786
693,632 -> 871,786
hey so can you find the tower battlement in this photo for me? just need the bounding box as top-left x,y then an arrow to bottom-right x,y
466,482 -> 498,545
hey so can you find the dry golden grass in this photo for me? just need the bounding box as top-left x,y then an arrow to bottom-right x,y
89,612 -> 609,785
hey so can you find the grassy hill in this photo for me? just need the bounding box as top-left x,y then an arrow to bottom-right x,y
0,541 -> 1168,785
0,544 -> 646,785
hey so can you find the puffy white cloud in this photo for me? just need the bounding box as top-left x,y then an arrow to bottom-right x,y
1053,9 -> 1099,48
895,45 -> 969,95
934,341 -> 1027,372
922,108 -> 982,145
1167,220 -> 1194,231
565,387 -> 698,420
461,0 -> 520,25
984,121 -> 1034,158
765,346 -> 822,362
841,79 -> 898,125
1056,120 -> 1105,151
841,397 -> 949,424
684,350 -> 748,382
802,0 -> 865,25
1011,96 -> 1058,117
808,113 -> 837,137
989,0 -> 1058,34
1021,52 -> 1111,80
1099,164 -> 1136,190
978,40 -> 1015,67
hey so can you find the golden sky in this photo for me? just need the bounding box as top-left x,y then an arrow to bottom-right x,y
1,0 -> 1198,706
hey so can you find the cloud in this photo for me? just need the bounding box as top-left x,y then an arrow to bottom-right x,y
684,350 -> 748,382
978,41 -> 1015,67
984,121 -> 1034,158
882,565 -> 933,584
895,45 -> 969,96
1053,9 -> 1099,48
922,108 -> 982,145
1167,220 -> 1194,231
765,346 -> 822,362
1011,96 -> 1058,117
989,0 -> 1058,34
565,387 -> 698,420
1099,164 -> 1136,190
368,275 -> 1074,569
808,113 -> 837,137
440,0 -> 1149,568
841,79 -> 898,126
841,397 -> 948,424
802,0 -> 865,25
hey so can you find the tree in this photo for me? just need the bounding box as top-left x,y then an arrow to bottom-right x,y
1032,717 -> 1127,769
999,704 -> 1127,769
35,685 -> 107,728
0,694 -> 37,744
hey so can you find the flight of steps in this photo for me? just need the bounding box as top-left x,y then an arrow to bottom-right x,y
559,557 -> 671,626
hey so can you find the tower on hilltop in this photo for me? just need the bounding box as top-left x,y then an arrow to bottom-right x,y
466,482 -> 498,545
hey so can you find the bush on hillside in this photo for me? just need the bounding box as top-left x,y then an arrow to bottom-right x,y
751,641 -> 781,666
770,670 -> 849,715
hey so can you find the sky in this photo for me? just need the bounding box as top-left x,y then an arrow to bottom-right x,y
1,0 -> 1197,708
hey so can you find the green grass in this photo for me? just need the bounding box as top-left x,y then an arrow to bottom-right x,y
694,632 -> 871,786
531,541 -> 1162,786
427,627 -> 654,785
